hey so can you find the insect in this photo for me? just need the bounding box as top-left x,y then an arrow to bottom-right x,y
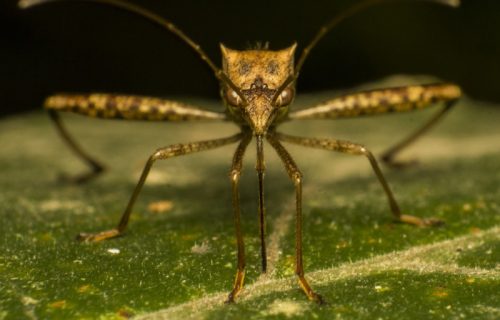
20,0 -> 461,304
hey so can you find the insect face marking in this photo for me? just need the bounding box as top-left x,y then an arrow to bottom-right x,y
266,60 -> 279,74
238,60 -> 251,75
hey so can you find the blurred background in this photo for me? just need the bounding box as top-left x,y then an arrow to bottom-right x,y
1,0 -> 499,117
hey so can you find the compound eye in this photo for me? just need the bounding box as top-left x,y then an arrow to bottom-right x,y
226,89 -> 243,107
275,87 -> 294,107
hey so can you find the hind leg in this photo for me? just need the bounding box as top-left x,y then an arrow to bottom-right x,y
48,110 -> 105,183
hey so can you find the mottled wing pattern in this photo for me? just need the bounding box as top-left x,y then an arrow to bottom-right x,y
289,84 -> 461,120
45,94 -> 226,121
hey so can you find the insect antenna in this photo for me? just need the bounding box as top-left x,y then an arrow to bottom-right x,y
295,0 -> 460,76
18,0 -> 248,104
272,0 -> 459,107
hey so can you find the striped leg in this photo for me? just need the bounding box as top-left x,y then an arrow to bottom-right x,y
288,83 -> 461,167
267,132 -> 324,304
44,93 -> 226,183
275,132 -> 443,227
78,133 -> 242,243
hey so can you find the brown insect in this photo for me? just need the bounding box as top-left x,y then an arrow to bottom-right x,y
20,0 -> 461,303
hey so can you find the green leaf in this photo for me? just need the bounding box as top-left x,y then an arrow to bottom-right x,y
1,88 -> 499,319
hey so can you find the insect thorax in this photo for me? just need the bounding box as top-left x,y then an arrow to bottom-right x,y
220,44 -> 297,135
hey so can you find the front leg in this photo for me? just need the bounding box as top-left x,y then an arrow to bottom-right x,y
78,133 -> 243,242
288,83 -> 461,168
225,131 -> 252,304
267,132 -> 324,304
275,132 -> 443,227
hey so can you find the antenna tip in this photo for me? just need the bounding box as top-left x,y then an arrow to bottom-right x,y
441,0 -> 461,8
18,0 -> 45,9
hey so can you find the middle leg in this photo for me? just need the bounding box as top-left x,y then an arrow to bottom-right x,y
275,132 -> 443,227
77,133 -> 243,243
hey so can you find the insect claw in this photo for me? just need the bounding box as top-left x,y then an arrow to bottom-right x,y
398,214 -> 445,228
224,295 -> 235,304
76,229 -> 121,242
313,293 -> 325,305
422,217 -> 446,227
76,232 -> 94,242
297,275 -> 324,304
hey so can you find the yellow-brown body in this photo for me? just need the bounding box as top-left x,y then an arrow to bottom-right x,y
23,0 -> 462,305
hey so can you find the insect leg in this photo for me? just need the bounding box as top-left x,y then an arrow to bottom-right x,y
48,110 -> 105,183
226,131 -> 252,304
288,84 -> 461,168
77,133 -> 243,243
267,132 -> 324,304
44,93 -> 226,183
381,100 -> 458,167
45,93 -> 226,121
275,132 -> 443,227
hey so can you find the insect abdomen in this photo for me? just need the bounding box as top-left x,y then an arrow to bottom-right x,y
44,94 -> 224,121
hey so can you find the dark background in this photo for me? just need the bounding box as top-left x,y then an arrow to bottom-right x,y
1,0 -> 499,117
